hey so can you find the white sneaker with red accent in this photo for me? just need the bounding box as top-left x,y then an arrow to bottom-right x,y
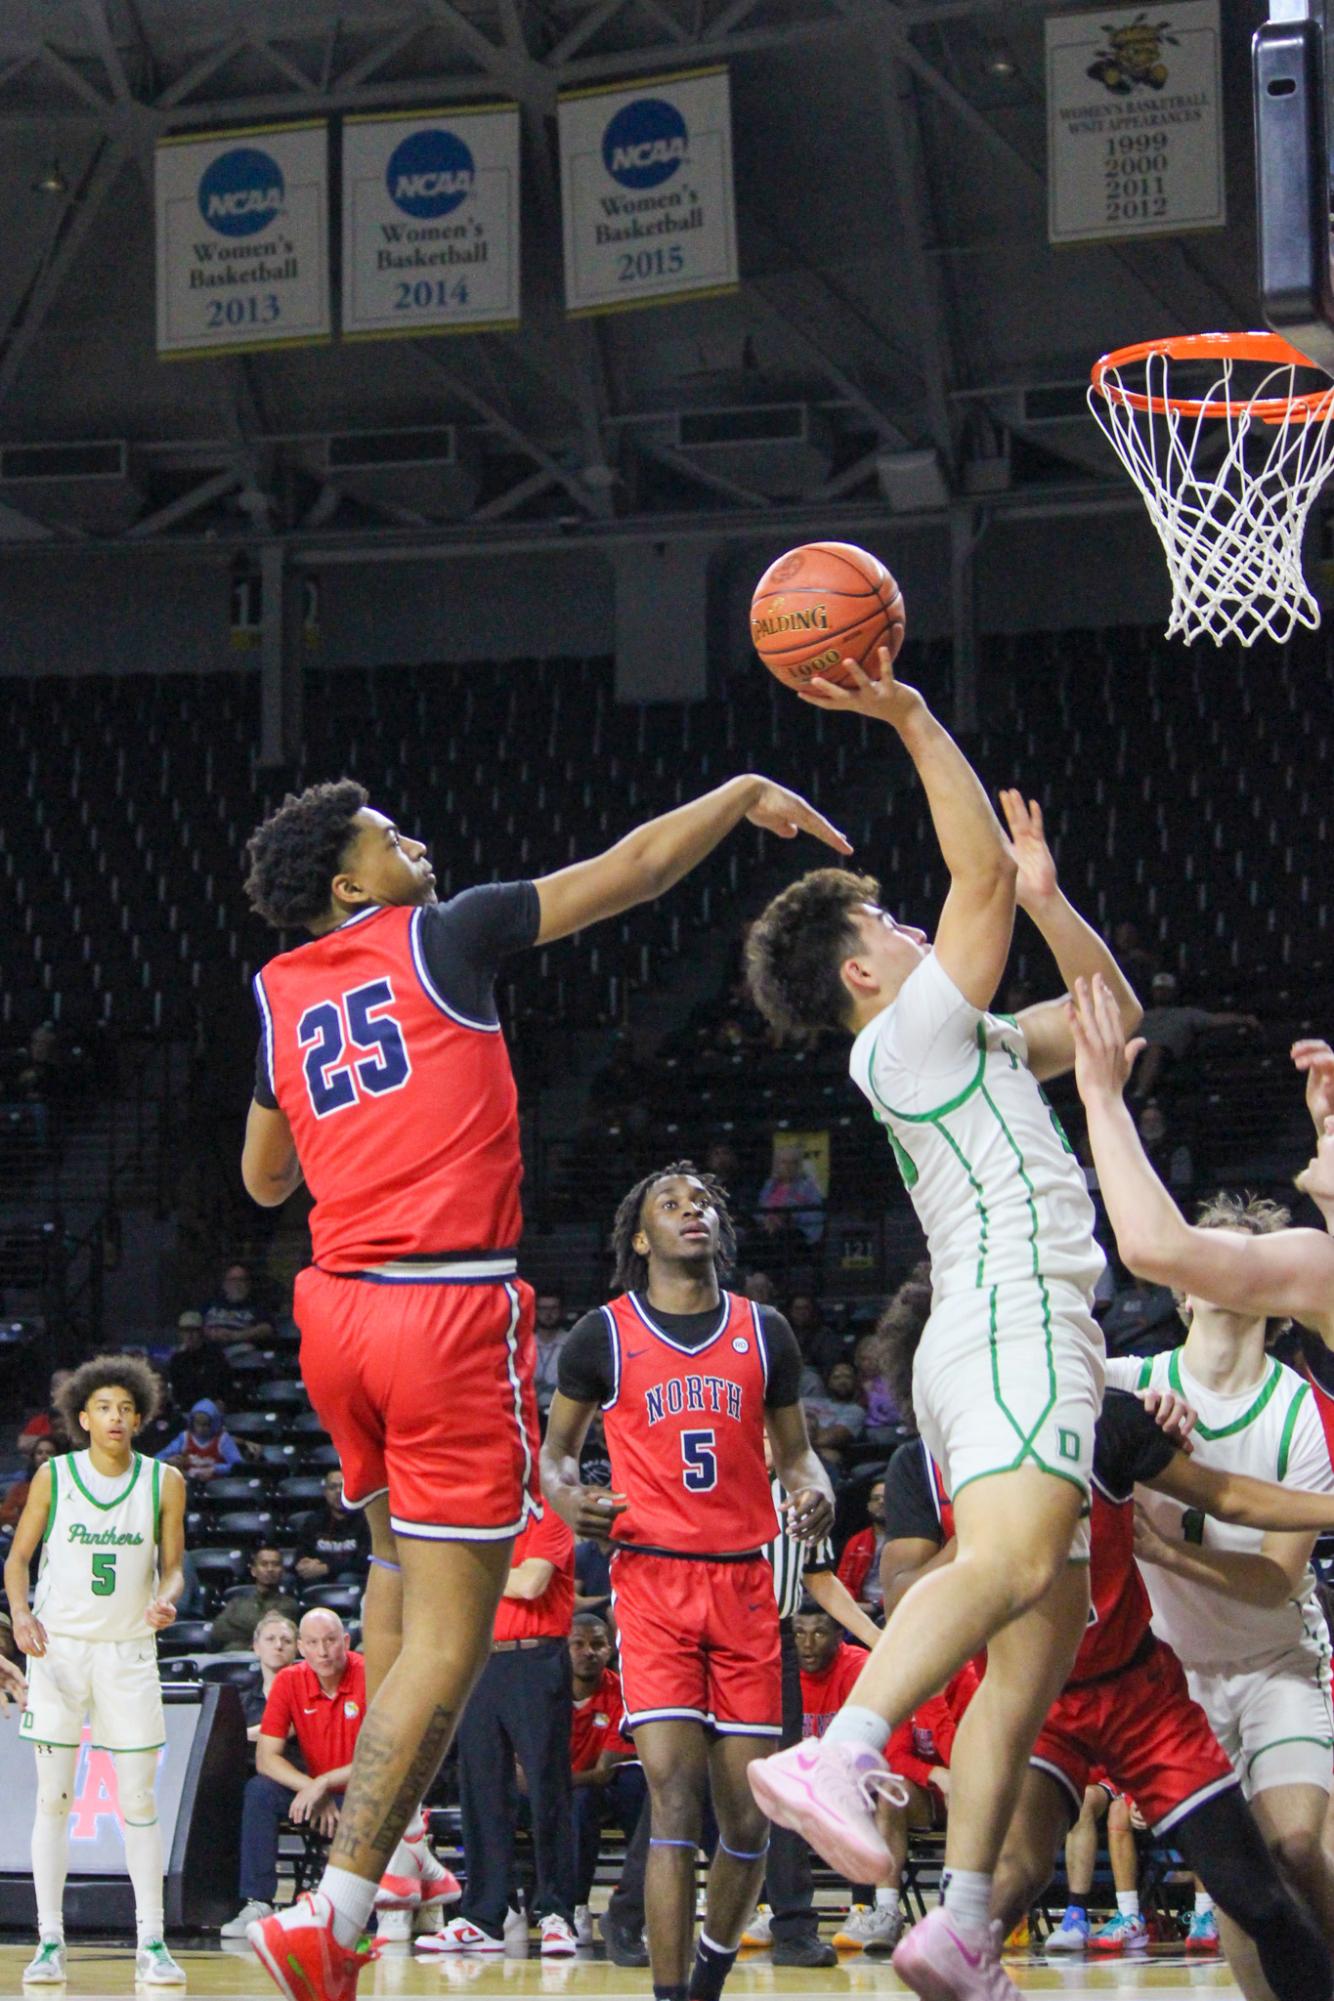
415,1917 -> 505,1955
415,1850 -> 462,1933
539,1916 -> 579,1958
747,1738 -> 907,1885
892,1909 -> 1021,2001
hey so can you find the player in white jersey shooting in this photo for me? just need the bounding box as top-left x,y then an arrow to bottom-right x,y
1072,975 -> 1334,1989
742,652 -> 1142,2001
4,1356 -> 188,1987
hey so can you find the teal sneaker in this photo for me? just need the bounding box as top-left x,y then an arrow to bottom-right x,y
1185,1908 -> 1220,1953
1090,1911 -> 1148,1953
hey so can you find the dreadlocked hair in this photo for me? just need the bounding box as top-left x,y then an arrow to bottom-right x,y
244,778 -> 369,931
745,868 -> 882,1040
1176,1191 -> 1293,1348
874,1261 -> 933,1433
56,1353 -> 161,1441
609,1159 -> 737,1295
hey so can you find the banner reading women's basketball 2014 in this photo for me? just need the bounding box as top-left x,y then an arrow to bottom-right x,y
155,122 -> 330,356
342,107 -> 521,337
558,68 -> 737,316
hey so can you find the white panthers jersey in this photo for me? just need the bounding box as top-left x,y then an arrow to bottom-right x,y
1108,1349 -> 1334,1673
849,953 -> 1105,1304
33,1452 -> 161,1642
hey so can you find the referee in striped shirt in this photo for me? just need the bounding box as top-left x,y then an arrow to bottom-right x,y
756,1455 -> 883,1964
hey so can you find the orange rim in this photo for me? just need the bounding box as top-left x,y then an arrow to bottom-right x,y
1090,330 -> 1334,424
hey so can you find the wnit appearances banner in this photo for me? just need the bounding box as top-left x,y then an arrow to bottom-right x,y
342,106 -> 521,337
558,67 -> 738,316
156,122 -> 331,357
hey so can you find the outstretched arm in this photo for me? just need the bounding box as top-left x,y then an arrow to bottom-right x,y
1148,1453 -> 1334,1533
1134,1505 -> 1313,1611
999,792 -> 1142,1081
533,776 -> 850,945
804,1565 -> 882,1649
1072,975 -> 1334,1327
798,650 -> 1015,1009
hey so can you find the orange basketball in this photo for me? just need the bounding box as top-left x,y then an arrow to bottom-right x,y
750,541 -> 905,693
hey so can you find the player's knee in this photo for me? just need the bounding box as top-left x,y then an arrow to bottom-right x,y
1268,1820 -> 1324,1889
1107,1796 -> 1131,1835
646,1768 -> 706,1840
35,1783 -> 72,1819
119,1782 -> 157,1826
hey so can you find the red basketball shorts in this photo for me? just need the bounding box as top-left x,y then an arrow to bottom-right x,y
611,1551 -> 782,1736
1030,1637 -> 1236,1834
294,1265 -> 541,1540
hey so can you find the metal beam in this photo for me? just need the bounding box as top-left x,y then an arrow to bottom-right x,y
0,139 -> 127,416
125,468 -> 243,540
409,341 -> 601,514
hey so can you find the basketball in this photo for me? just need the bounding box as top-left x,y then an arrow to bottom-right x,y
750,541 -> 906,693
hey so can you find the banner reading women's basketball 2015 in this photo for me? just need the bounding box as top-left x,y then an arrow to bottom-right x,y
155,123 -> 330,357
342,107 -> 521,337
558,68 -> 737,316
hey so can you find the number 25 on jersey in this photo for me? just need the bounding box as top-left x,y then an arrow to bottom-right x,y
299,978 -> 412,1118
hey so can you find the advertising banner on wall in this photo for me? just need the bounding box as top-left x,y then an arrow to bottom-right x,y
557,66 -> 738,316
1046,1 -> 1224,245
155,122 -> 331,357
342,106 -> 521,337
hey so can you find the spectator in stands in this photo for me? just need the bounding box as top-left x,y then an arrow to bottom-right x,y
837,1478 -> 889,1611
1100,1275 -> 1179,1354
533,1291 -> 570,1418
742,1270 -> 777,1306
293,1471 -> 370,1585
221,1610 -> 364,1936
168,1311 -> 233,1411
243,1613 -> 300,1741
574,1540 -> 612,1623
787,1293 -> 845,1381
133,1368 -> 179,1459
794,1603 -> 867,1737
569,1613 -> 644,1946
1136,1099 -> 1194,1191
210,1544 -> 301,1652
803,1360 -> 867,1471
705,1140 -> 742,1190
757,1141 -> 825,1245
1131,971 -> 1260,1102
1111,922 -> 1159,993
17,1371 -> 71,1454
0,1437 -> 55,1532
854,1334 -> 904,1445
160,1397 -> 244,1483
201,1262 -> 275,1350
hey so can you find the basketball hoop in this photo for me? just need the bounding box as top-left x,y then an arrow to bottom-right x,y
1087,331 -> 1334,646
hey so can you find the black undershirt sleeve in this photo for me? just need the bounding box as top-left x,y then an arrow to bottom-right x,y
418,881 -> 540,1025
882,1439 -> 944,1546
253,1043 -> 278,1109
1094,1387 -> 1177,1501
557,1311 -> 615,1407
759,1308 -> 804,1408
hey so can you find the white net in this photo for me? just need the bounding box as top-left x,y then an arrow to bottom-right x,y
1088,344 -> 1334,646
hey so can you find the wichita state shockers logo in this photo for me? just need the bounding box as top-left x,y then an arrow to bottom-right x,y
1086,14 -> 1179,94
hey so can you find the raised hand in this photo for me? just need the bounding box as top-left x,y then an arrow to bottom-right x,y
1292,1039 -> 1334,1135
746,779 -> 852,855
797,648 -> 926,730
998,790 -> 1059,908
1070,975 -> 1145,1104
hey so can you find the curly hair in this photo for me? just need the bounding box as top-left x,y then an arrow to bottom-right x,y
244,778 -> 369,931
1177,1190 -> 1293,1348
745,868 -> 882,1040
56,1354 -> 161,1441
873,1261 -> 934,1433
610,1159 -> 737,1294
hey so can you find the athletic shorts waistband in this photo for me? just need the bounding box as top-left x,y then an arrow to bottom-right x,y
610,1540 -> 767,1564
317,1253 -> 519,1284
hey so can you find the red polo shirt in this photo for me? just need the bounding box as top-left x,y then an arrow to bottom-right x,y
493,1509 -> 575,1643
570,1666 -> 629,1773
260,1651 -> 367,1777
800,1641 -> 867,1738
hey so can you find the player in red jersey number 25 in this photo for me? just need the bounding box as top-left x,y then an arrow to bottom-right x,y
238,772 -> 849,2001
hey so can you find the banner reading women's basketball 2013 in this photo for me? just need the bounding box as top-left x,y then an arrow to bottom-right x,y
558,68 -> 738,316
342,107 -> 521,337
155,122 -> 330,357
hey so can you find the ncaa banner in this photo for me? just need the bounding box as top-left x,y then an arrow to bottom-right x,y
342,106 -> 521,338
1046,1 -> 1224,244
558,66 -> 738,316
156,122 -> 331,357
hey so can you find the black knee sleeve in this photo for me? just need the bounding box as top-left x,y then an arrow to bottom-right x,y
1173,1788 -> 1331,2001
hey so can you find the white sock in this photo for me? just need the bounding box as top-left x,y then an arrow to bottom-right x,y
941,1869 -> 993,1935
1116,1891 -> 1140,1919
1194,1891 -> 1213,1915
823,1706 -> 891,1754
115,1752 -> 164,1941
32,1745 -> 77,1944
875,1886 -> 901,1913
403,1807 -> 427,1844
319,1867 -> 379,1949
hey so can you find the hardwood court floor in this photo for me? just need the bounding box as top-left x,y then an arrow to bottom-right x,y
0,1938 -> 1244,2000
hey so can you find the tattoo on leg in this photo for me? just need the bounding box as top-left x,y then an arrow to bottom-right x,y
332,1705 -> 456,1872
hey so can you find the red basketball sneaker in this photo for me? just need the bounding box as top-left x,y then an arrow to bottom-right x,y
248,1894 -> 377,2001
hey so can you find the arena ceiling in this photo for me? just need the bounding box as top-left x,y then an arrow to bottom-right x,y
0,0 -> 1264,555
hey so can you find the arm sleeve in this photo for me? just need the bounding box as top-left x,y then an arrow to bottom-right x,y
864,955 -> 988,1116
759,1309 -> 805,1407
1094,1389 -> 1177,1501
557,1311 -> 616,1406
881,1441 -> 945,1544
417,882 -> 540,1025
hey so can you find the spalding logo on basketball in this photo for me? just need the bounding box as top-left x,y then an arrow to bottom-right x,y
751,541 -> 906,694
